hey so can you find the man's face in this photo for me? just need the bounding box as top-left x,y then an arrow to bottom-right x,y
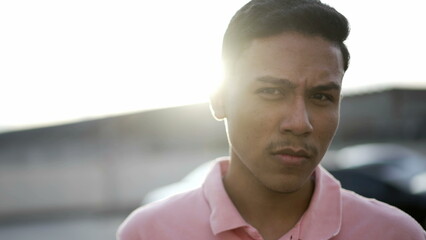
213,32 -> 344,193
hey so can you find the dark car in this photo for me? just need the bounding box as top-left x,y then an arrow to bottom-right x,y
328,143 -> 426,228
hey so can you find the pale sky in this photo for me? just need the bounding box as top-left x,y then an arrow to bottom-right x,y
1,0 -> 425,132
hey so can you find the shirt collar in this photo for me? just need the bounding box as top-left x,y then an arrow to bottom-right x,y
202,158 -> 342,239
202,158 -> 249,235
297,165 -> 342,240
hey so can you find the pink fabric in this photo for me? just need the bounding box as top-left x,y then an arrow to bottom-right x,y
117,158 -> 426,240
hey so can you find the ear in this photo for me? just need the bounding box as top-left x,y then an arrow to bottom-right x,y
209,87 -> 226,121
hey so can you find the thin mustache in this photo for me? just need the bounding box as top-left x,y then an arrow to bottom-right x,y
267,140 -> 317,156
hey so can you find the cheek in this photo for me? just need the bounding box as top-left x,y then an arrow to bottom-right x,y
226,102 -> 276,150
227,109 -> 265,142
313,110 -> 339,143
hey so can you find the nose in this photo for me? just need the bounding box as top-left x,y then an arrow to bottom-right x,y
279,99 -> 313,136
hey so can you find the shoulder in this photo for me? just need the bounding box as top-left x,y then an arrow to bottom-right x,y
338,189 -> 426,239
117,188 -> 211,240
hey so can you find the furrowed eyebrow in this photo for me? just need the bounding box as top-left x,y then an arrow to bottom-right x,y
311,82 -> 341,92
256,76 -> 297,89
256,76 -> 341,92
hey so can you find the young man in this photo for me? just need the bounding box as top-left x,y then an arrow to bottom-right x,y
118,0 -> 426,239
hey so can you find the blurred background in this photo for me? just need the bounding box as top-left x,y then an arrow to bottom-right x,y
1,0 -> 426,239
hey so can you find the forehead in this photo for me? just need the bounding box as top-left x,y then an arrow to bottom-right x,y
231,32 -> 344,86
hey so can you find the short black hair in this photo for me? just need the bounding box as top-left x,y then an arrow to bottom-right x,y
222,0 -> 350,76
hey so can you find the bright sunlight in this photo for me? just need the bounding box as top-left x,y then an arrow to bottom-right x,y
0,0 -> 425,132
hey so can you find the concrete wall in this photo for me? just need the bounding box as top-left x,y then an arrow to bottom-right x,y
334,89 -> 426,146
0,103 -> 228,219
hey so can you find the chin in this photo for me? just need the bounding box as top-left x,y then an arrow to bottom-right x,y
262,174 -> 313,194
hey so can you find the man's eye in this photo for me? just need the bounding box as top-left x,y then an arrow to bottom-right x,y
312,93 -> 334,102
258,88 -> 282,95
255,88 -> 284,100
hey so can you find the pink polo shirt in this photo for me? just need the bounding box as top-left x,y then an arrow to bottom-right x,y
118,158 -> 426,240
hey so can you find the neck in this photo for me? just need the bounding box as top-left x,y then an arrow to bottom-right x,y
223,160 -> 315,240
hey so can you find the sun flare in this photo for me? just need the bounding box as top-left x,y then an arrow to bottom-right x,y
1,0 -> 425,131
